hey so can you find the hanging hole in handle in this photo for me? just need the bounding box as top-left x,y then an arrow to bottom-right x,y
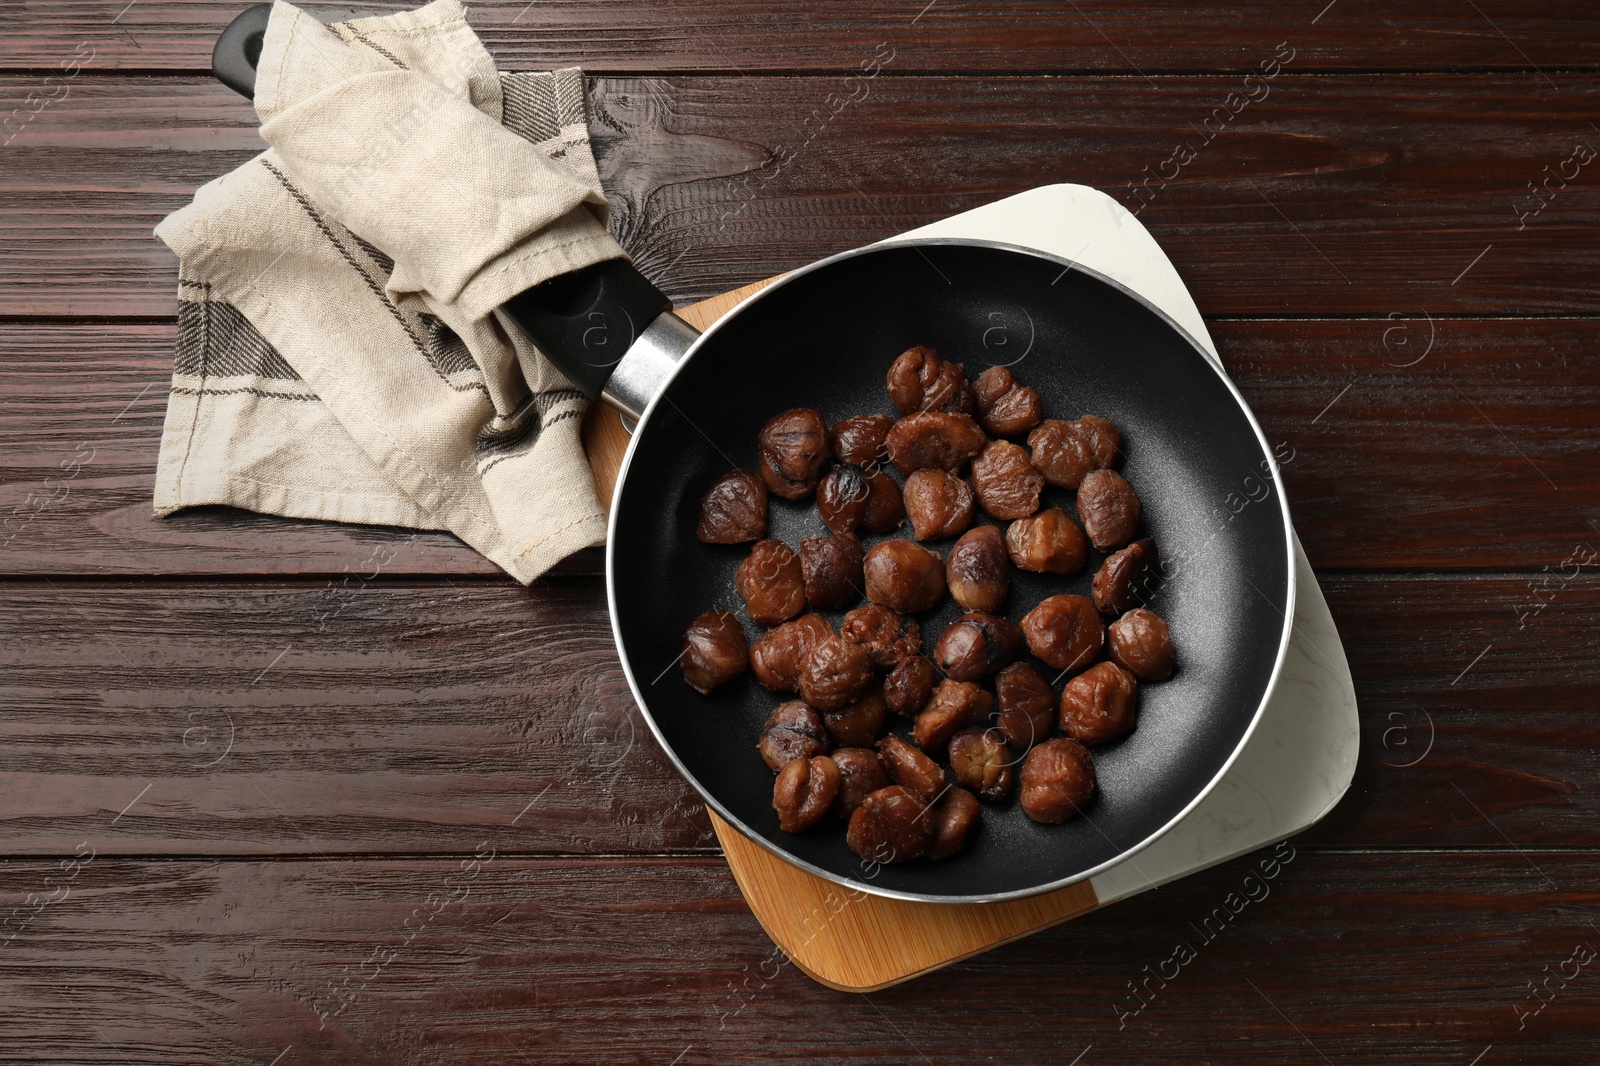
212,3 -> 274,100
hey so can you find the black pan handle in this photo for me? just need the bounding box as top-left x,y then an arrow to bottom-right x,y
211,4 -> 700,422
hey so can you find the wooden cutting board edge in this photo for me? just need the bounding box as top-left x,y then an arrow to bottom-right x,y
582,275 -> 1106,991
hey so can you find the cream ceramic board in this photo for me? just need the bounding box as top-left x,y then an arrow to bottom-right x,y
880,184 -> 1361,904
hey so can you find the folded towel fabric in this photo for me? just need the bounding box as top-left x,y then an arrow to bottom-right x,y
153,0 -> 625,581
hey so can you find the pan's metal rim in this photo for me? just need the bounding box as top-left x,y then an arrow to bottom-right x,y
604,236 -> 1298,905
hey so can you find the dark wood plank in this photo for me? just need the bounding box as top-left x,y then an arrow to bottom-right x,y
1,849 -> 1596,1062
2,575 -> 1598,854
3,75 -> 1600,316
4,318 -> 1595,575
4,0 -> 1598,74
0,582 -> 717,855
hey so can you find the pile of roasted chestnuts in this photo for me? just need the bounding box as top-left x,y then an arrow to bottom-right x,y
681,346 -> 1177,866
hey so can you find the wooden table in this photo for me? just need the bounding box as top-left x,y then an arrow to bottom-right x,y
3,3 -> 1598,1062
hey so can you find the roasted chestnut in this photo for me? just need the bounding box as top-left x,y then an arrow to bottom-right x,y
926,787 -> 981,860
1059,661 -> 1140,745
994,662 -> 1056,751
840,603 -> 922,668
749,613 -> 832,692
680,610 -> 749,695
1077,468 -> 1142,551
757,700 -> 830,772
946,524 -> 1011,613
799,533 -> 864,611
696,470 -> 768,544
757,408 -> 830,500
883,655 -> 937,717
948,727 -> 1016,801
902,469 -> 975,541
887,346 -> 973,415
933,612 -> 1023,681
830,747 -> 890,819
972,365 -> 1043,438
913,679 -> 994,756
1019,738 -> 1097,823
1005,508 -> 1088,576
886,411 -> 987,474
798,635 -> 876,712
829,413 -> 894,467
971,439 -> 1045,521
774,754 -> 841,833
736,539 -> 807,626
1107,608 -> 1176,681
817,464 -> 905,535
846,785 -> 933,863
823,685 -> 890,747
862,539 -> 947,613
1020,594 -> 1104,675
1093,537 -> 1160,616
1027,414 -> 1120,489
877,734 -> 947,804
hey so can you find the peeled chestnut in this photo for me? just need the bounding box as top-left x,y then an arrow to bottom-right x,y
971,439 -> 1045,521
757,701 -> 830,772
840,603 -> 921,668
886,411 -> 987,474
757,408 -> 830,500
887,346 -> 973,415
823,685 -> 889,747
680,610 -> 749,695
817,464 -> 904,535
1019,738 -> 1097,823
1077,468 -> 1143,551
913,679 -> 994,756
1028,415 -> 1120,489
877,734 -> 947,804
1006,508 -> 1088,576
1020,594 -> 1104,675
830,747 -> 890,819
883,655 -> 937,717
1108,608 -> 1176,681
862,540 -> 947,613
846,785 -> 933,863
749,613 -> 832,692
829,413 -> 894,467
948,727 -> 1016,801
697,470 -> 768,544
735,539 -> 806,626
902,469 -> 976,541
799,533 -> 864,611
946,525 -> 1011,613
933,612 -> 1023,681
972,365 -> 1043,438
774,754 -> 841,833
797,635 -> 875,712
994,662 -> 1056,750
1093,537 -> 1161,616
1059,661 -> 1140,745
926,787 -> 982,860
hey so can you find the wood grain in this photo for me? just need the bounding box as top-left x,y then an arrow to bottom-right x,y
1,575 -> 1597,854
713,809 -> 1101,991
1,849 -> 1596,1063
6,316 -> 1596,575
3,0 -> 1597,74
3,75 -> 1600,316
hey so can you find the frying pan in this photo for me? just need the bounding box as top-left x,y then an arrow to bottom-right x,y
215,12 -> 1296,903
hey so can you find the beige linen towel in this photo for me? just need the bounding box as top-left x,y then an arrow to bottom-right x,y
153,0 -> 625,581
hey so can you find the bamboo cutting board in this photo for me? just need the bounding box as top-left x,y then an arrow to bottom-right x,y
580,275 -> 1108,992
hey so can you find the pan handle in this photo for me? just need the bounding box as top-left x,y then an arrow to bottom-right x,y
210,4 -> 702,423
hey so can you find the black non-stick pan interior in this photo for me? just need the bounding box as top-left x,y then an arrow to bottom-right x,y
610,240 -> 1293,901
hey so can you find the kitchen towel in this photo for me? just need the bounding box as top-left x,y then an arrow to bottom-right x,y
152,0 -> 625,581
